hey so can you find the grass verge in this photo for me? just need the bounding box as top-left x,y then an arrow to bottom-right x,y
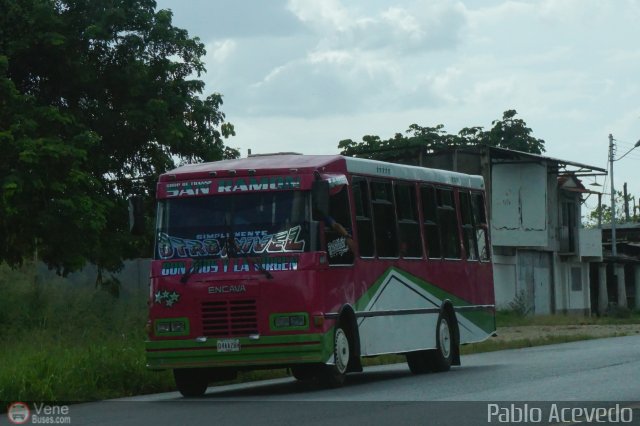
496,310 -> 640,327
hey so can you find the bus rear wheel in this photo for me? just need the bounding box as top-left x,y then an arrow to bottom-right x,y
173,368 -> 208,397
430,314 -> 454,372
406,350 -> 431,374
406,313 -> 455,374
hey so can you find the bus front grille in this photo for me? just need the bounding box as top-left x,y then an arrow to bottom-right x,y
201,300 -> 258,337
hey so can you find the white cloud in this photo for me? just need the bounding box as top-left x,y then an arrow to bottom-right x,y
286,0 -> 352,31
207,40 -> 236,64
157,0 -> 640,199
217,0 -> 469,118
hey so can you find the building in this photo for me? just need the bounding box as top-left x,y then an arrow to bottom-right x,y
597,223 -> 640,312
402,145 -> 606,314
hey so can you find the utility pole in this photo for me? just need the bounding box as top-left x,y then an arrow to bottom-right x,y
623,182 -> 630,221
609,134 -> 617,257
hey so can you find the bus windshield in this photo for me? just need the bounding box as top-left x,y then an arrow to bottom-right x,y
155,191 -> 312,260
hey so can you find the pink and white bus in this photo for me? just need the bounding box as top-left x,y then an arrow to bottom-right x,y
145,154 -> 495,396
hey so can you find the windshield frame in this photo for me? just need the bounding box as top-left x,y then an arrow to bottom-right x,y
154,190 -> 314,260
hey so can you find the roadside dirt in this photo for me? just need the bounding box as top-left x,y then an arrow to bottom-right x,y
492,324 -> 640,343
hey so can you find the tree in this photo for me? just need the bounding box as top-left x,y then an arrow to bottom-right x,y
0,0 -> 238,274
338,109 -> 545,159
584,191 -> 638,228
480,109 -> 545,154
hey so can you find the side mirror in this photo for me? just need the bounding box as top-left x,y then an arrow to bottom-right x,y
311,180 -> 329,221
128,196 -> 146,235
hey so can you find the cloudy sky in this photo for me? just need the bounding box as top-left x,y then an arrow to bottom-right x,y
155,0 -> 640,215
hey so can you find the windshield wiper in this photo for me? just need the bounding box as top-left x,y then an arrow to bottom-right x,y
180,262 -> 197,284
180,256 -> 219,284
225,235 -> 273,280
242,254 -> 274,280
180,237 -> 273,283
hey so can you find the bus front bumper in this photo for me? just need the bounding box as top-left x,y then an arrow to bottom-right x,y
145,333 -> 331,370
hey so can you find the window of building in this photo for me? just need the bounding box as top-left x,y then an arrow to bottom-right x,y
561,201 -> 577,253
571,267 -> 582,292
395,183 -> 422,258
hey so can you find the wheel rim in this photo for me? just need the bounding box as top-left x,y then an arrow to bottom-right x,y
334,328 -> 350,374
438,318 -> 451,359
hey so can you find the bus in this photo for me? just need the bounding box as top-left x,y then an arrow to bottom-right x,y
145,154 -> 495,396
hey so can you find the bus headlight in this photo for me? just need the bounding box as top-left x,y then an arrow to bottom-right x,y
157,322 -> 172,333
289,315 -> 306,327
271,313 -> 309,330
155,318 -> 189,336
274,316 -> 291,328
171,321 -> 186,332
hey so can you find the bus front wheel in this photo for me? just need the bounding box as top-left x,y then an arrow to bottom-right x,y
173,368 -> 208,397
291,365 -> 318,381
406,313 -> 455,374
322,326 -> 350,387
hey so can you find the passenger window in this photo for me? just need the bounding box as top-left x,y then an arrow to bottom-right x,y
460,191 -> 478,260
421,185 -> 441,258
324,185 -> 354,265
437,188 -> 461,259
352,176 -> 374,257
370,180 -> 398,257
471,192 -> 490,261
395,183 -> 422,257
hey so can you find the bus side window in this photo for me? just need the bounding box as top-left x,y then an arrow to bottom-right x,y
421,185 -> 441,258
352,176 -> 374,257
395,183 -> 422,258
370,180 -> 398,258
437,188 -> 461,259
472,192 -> 491,261
325,185 -> 354,265
460,191 -> 479,260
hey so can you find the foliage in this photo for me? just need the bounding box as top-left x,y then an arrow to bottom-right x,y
607,304 -> 632,319
480,109 -> 546,154
0,0 -> 238,274
338,109 -> 546,159
495,310 -> 640,327
584,190 -> 638,228
0,262 -> 174,401
507,289 -> 532,317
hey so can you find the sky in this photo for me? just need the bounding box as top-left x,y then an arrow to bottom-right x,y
155,0 -> 640,217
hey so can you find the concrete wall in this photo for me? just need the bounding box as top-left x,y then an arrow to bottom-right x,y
493,255 -> 517,309
554,260 -> 591,314
37,259 -> 151,297
491,162 -> 548,247
579,228 -> 603,259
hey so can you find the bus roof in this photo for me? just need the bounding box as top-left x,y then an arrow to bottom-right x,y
162,154 -> 484,190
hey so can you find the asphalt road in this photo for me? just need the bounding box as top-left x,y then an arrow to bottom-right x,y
9,335 -> 640,425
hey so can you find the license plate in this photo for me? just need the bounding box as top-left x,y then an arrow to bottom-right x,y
217,339 -> 240,352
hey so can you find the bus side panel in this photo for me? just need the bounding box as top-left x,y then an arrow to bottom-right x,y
321,257 -> 495,357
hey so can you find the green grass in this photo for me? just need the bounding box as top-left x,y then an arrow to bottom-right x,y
461,334 -> 609,354
0,262 -> 176,402
2,262 -> 639,402
496,310 -> 640,327
0,331 -> 174,401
